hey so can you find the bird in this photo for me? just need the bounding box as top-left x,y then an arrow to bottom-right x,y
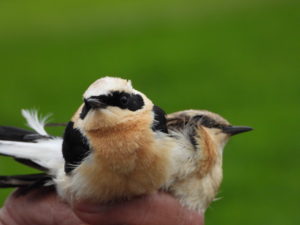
0,76 -> 252,212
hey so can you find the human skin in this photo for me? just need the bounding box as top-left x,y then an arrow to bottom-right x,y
0,187 -> 204,225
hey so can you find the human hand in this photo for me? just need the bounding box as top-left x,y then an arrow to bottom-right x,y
0,187 -> 204,225
0,187 -> 82,225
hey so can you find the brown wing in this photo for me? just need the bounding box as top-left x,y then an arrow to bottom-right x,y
166,110 -> 203,133
166,111 -> 191,131
167,109 -> 230,132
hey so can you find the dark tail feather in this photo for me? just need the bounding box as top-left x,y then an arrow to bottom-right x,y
0,174 -> 52,188
0,126 -> 37,142
0,126 -> 50,143
14,158 -> 48,171
0,155 -> 48,172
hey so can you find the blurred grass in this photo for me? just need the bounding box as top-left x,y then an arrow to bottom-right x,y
0,0 -> 299,224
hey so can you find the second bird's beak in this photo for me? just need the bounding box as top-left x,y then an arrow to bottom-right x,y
222,126 -> 253,136
85,98 -> 107,109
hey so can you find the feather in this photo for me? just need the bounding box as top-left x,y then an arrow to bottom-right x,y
21,109 -> 50,136
0,174 -> 51,188
0,126 -> 36,142
14,158 -> 48,171
0,139 -> 64,174
0,110 -> 63,174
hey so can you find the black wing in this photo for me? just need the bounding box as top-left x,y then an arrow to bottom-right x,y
62,122 -> 90,174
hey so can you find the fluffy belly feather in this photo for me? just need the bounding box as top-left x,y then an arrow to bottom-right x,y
59,127 -> 174,202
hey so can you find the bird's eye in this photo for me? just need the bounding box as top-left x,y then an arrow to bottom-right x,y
120,96 -> 128,105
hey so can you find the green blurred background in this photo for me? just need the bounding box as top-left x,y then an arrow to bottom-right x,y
0,0 -> 299,224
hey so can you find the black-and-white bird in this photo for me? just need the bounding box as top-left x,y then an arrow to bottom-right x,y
0,77 -> 252,212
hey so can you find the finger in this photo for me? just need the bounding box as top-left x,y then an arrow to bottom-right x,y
73,192 -> 204,225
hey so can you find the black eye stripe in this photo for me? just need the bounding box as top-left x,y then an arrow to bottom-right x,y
90,91 -> 144,111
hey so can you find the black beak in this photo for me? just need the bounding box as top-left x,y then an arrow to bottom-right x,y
84,97 -> 107,109
222,126 -> 253,136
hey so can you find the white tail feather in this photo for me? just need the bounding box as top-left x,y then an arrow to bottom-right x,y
21,109 -> 50,136
0,139 -> 64,174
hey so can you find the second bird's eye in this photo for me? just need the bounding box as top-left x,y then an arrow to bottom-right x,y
120,96 -> 128,105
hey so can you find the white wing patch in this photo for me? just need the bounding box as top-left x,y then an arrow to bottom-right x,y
21,109 -> 50,135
